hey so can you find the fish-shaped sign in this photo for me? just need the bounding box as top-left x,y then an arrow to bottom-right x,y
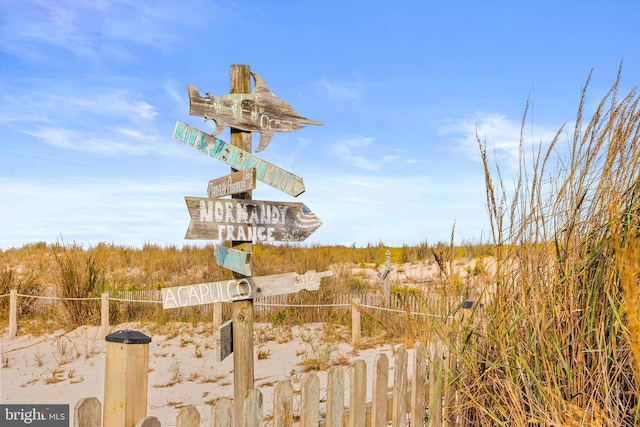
187,72 -> 322,152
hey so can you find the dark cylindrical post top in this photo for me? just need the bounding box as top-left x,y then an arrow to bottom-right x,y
105,330 -> 151,344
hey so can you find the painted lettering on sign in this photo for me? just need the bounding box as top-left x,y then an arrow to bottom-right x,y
207,168 -> 256,199
173,121 -> 305,197
162,278 -> 253,309
162,270 -> 333,309
184,197 -> 322,242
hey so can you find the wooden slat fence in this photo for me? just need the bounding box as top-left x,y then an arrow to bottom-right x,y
74,340 -> 453,426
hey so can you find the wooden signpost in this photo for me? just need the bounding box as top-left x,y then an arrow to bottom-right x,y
184,196 -> 322,242
187,72 -> 322,152
173,121 -> 306,197
166,64 -> 326,422
208,168 -> 256,198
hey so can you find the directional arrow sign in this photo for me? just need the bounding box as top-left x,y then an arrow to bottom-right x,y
208,168 -> 256,198
215,245 -> 252,276
173,121 -> 305,197
161,270 -> 333,309
184,196 -> 322,242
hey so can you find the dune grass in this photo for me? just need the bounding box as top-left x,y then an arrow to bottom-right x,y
452,67 -> 640,425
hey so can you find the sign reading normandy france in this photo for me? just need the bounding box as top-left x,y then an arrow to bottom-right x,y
173,121 -> 305,197
184,196 -> 322,242
161,270 -> 333,309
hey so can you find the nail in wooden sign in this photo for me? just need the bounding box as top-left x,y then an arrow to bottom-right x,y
215,245 -> 252,276
161,270 -> 333,309
184,196 -> 322,242
208,168 -> 256,198
187,72 -> 322,152
173,121 -> 305,197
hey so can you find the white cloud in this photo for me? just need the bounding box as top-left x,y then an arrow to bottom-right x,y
329,136 -> 411,171
330,136 -> 379,171
439,112 -> 561,170
0,0 -> 203,63
0,176 -> 197,249
315,75 -> 365,101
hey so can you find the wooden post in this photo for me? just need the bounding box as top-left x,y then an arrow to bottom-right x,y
351,298 -> 361,346
211,397 -> 234,426
410,342 -> 428,427
299,374 -> 320,427
349,359 -> 367,427
101,292 -> 109,336
9,289 -> 17,339
384,250 -> 391,306
74,397 -> 101,427
103,330 -> 151,427
176,405 -> 200,427
371,353 -> 389,427
391,346 -> 408,427
229,63 -> 255,423
213,302 -> 223,329
273,381 -> 294,426
427,336 -> 444,426
326,366 -> 344,427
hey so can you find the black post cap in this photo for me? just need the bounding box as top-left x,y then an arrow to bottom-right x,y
105,330 -> 152,344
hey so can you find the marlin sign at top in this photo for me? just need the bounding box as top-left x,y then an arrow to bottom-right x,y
187,72 -> 322,152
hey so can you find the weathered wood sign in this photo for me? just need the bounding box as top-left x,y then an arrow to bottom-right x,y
215,245 -> 252,276
173,121 -> 305,197
217,320 -> 233,362
208,168 -> 256,198
188,72 -> 322,152
184,196 -> 322,242
161,270 -> 333,309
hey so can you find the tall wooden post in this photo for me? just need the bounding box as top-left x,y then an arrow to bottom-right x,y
384,250 -> 391,306
101,292 -> 109,336
229,64 -> 255,422
103,330 -> 151,427
9,289 -> 17,339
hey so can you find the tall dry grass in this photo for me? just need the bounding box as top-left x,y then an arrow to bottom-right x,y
454,67 -> 640,425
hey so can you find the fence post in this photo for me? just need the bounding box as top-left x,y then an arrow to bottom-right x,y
326,366 -> 344,427
351,298 -> 361,346
103,330 -> 151,427
176,405 -> 200,427
349,359 -> 367,427
391,346 -> 408,427
371,353 -> 388,427
74,397 -> 101,427
427,335 -> 444,426
411,342 -> 428,427
135,416 -> 161,427
9,289 -> 17,339
273,380 -> 294,427
299,373 -> 320,427
384,250 -> 391,306
242,389 -> 263,427
101,292 -> 109,337
211,397 -> 233,426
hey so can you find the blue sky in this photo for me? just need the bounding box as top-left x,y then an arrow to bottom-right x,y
1,0 -> 638,250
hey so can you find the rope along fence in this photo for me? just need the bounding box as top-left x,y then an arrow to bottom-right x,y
2,289 -> 468,340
